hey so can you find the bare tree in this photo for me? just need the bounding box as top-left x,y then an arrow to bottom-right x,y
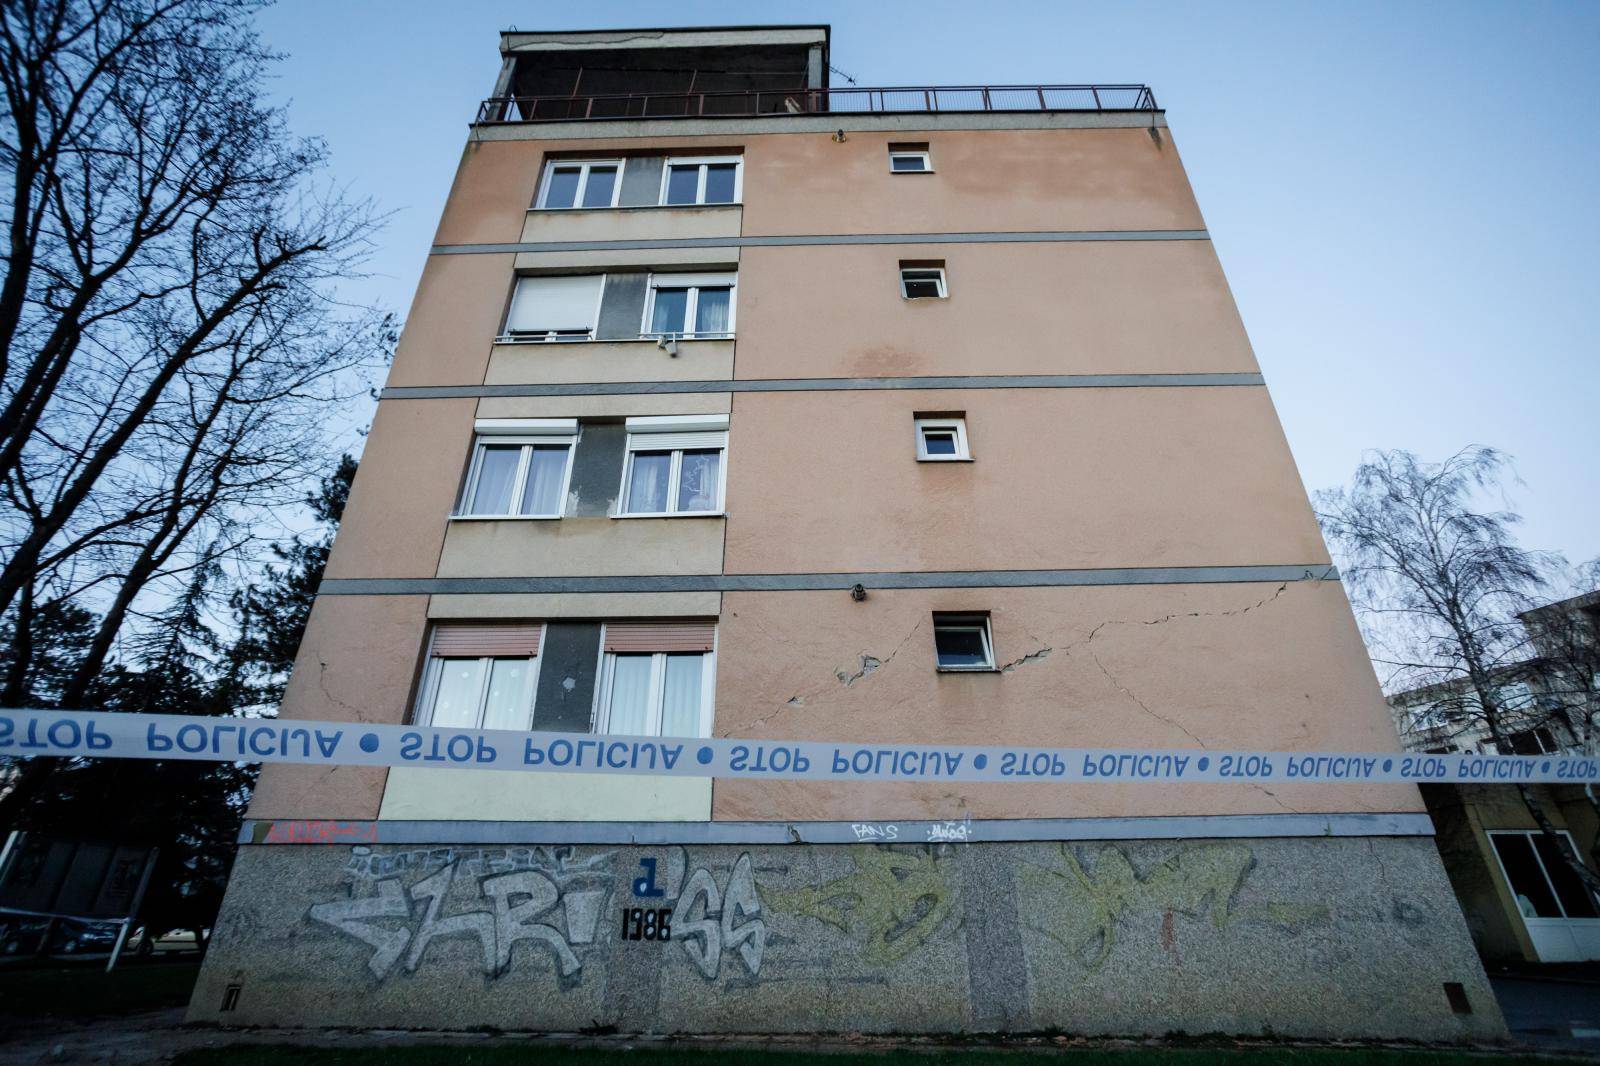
1315,447 -> 1600,891
1520,567 -> 1600,760
0,0 -> 388,819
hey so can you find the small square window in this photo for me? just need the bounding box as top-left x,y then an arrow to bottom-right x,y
900,263 -> 947,299
915,416 -> 970,461
888,144 -> 932,173
933,614 -> 995,671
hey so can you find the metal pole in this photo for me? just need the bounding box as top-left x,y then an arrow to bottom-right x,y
0,830 -> 18,881
107,846 -> 158,974
105,918 -> 131,973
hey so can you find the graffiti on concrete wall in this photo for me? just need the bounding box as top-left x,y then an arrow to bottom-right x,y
302,841 -> 1337,994
307,845 -> 765,983
1017,843 -> 1331,974
765,845 -> 958,966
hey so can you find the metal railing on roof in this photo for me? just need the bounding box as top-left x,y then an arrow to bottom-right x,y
475,84 -> 1158,124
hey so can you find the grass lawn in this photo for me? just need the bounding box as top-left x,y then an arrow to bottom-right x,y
0,959 -> 200,1020
173,1049 -> 1561,1066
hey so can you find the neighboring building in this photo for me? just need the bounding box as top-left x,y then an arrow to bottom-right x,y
1390,672 -> 1569,757
189,26 -> 1501,1039
1389,590 -> 1600,964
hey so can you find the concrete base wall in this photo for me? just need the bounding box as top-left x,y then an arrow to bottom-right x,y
190,836 -> 1504,1040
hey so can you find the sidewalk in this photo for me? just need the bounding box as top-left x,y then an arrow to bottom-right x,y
0,1012 -> 1577,1066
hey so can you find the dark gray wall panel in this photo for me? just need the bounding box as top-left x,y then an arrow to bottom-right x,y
618,156 -> 664,207
531,622 -> 600,732
568,423 -> 626,516
596,273 -> 648,340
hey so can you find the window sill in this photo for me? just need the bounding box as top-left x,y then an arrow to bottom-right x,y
936,666 -> 1001,674
493,335 -> 735,346
917,456 -> 974,463
449,514 -> 563,522
527,203 -> 743,215
901,295 -> 948,301
889,170 -> 936,175
610,512 -> 726,520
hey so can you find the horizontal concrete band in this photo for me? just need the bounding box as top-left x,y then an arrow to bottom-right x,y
242,812 -> 1435,846
383,372 -> 1266,401
472,109 -> 1171,143
318,564 -> 1338,597
431,229 -> 1210,256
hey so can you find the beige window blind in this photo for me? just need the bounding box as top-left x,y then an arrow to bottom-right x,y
428,624 -> 543,658
603,622 -> 716,653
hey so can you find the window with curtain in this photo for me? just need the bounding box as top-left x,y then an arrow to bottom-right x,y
620,418 -> 727,516
659,156 -> 741,205
418,624 -> 543,731
596,623 -> 716,738
642,273 -> 736,339
502,275 -> 605,341
537,160 -> 622,209
457,423 -> 576,518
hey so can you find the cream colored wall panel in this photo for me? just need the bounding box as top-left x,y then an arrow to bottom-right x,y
438,515 -> 725,577
428,591 -> 721,618
475,393 -> 732,419
520,205 -> 741,244
379,768 -> 711,821
486,340 -> 733,385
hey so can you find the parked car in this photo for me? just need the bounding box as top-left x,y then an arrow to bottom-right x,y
54,918 -> 122,954
0,915 -> 122,956
0,917 -> 49,956
131,927 -> 205,955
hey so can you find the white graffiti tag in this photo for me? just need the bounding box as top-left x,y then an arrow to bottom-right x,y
309,860 -> 601,980
673,853 -> 766,978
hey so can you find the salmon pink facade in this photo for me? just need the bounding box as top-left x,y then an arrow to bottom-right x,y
195,25 -> 1504,1040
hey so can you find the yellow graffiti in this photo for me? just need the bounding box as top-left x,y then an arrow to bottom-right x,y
766,846 -> 957,966
1018,844 -> 1329,973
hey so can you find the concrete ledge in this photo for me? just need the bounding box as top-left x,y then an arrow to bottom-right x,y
240,812 -> 1437,846
436,228 -> 1209,255
317,564 -> 1339,598
388,372 -> 1267,401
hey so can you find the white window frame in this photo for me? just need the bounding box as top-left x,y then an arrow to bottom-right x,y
616,415 -> 729,518
658,155 -> 744,206
888,148 -> 933,173
933,614 -> 996,672
454,419 -> 578,520
915,417 -> 971,462
536,159 -> 624,210
640,272 -> 737,340
900,266 -> 948,299
592,637 -> 717,739
1487,829 -> 1600,920
498,274 -> 608,344
1502,726 -> 1560,756
415,631 -> 546,731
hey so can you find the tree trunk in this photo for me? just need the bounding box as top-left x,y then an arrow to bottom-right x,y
1517,782 -> 1600,895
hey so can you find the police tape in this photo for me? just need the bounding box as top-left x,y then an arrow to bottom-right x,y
3,707 -> 1594,786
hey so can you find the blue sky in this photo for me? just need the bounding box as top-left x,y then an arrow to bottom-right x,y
256,0 -> 1600,569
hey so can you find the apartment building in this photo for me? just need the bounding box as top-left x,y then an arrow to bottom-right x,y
1388,590 -> 1600,964
190,26 -> 1502,1038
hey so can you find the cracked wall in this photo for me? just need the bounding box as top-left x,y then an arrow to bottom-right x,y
246,594 -> 427,821
712,581 -> 1417,823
